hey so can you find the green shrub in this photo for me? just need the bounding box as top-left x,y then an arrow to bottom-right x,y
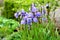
0,17 -> 19,39
2,0 -> 31,19
2,0 -> 18,19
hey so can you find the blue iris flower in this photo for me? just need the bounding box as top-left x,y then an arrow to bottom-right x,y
21,9 -> 26,17
31,3 -> 35,7
28,12 -> 34,18
21,19 -> 26,24
42,9 -> 46,15
23,16 -> 28,21
42,17 -> 47,21
33,17 -> 38,23
14,12 -> 19,18
35,12 -> 41,17
31,6 -> 37,13
27,18 -> 32,25
25,12 -> 28,16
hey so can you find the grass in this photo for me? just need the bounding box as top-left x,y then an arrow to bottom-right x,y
1,19 -> 60,40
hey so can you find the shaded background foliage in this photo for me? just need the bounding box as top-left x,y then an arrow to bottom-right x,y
2,0 -> 58,19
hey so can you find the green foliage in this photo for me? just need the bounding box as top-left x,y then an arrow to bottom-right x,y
2,0 -> 58,19
2,0 -> 32,19
2,0 -> 18,19
4,21 -> 60,40
0,17 -> 19,39
0,17 -> 60,40
0,0 -> 60,40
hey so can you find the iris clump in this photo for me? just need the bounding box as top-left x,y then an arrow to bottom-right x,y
14,3 -> 48,29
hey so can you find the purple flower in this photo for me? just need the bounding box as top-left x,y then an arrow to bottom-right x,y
31,3 -> 35,7
42,9 -> 46,15
41,6 -> 46,15
14,12 -> 19,18
31,3 -> 37,13
21,20 -> 26,24
33,17 -> 38,23
21,9 -> 25,13
25,12 -> 28,16
42,17 -> 47,21
21,9 -> 26,17
31,7 -> 37,13
18,12 -> 21,15
27,18 -> 32,25
28,12 -> 34,18
35,12 -> 41,17
23,16 -> 28,21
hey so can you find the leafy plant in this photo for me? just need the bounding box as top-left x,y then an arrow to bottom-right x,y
0,17 -> 19,39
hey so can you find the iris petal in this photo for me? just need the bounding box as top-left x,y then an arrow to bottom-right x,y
35,12 -> 41,17
33,17 -> 38,23
21,20 -> 26,24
